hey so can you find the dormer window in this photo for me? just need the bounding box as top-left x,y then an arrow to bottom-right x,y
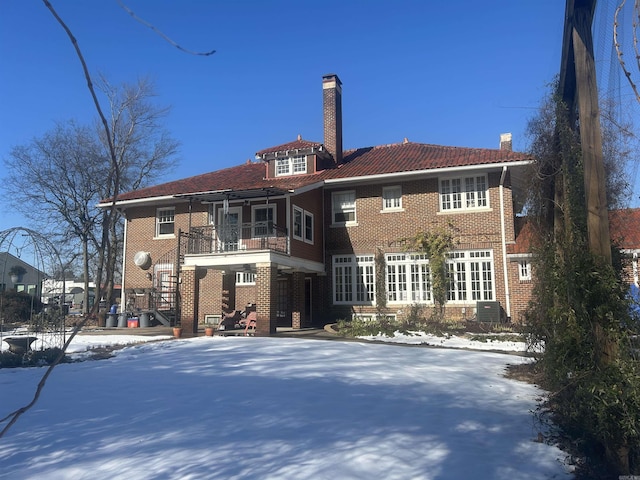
276,155 -> 307,176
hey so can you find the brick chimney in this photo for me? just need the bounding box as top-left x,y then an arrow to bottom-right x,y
323,74 -> 343,164
499,133 -> 512,151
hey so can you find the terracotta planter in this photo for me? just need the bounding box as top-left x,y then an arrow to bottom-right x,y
205,327 -> 215,336
173,327 -> 183,338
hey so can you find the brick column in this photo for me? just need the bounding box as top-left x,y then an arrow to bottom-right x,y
179,265 -> 199,335
256,263 -> 277,336
291,271 -> 305,329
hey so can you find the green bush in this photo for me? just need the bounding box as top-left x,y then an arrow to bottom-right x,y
0,347 -> 67,368
0,290 -> 43,323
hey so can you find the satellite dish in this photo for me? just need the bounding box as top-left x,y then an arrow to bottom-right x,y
133,251 -> 152,270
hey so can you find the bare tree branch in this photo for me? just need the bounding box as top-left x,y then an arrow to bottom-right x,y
117,0 -> 216,56
615,0 -> 640,103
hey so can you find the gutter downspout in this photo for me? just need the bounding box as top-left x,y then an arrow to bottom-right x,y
499,166 -> 511,321
120,209 -> 128,313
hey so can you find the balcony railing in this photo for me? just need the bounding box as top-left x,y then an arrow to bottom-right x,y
183,223 -> 289,255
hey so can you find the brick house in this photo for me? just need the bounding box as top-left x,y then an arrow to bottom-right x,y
609,208 -> 640,286
101,74 -> 534,335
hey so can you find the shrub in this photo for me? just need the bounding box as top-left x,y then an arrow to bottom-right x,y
0,290 -> 43,323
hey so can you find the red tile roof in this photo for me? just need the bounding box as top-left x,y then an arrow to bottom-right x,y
109,140 -> 532,203
610,208 -> 640,250
324,142 -> 531,179
507,218 -> 540,255
256,137 -> 323,156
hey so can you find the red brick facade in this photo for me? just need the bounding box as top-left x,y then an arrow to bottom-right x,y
109,74 -> 534,333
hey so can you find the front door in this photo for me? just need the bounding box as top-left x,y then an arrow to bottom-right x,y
218,206 -> 242,252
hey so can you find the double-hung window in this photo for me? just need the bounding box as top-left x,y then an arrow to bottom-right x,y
332,191 -> 356,225
293,206 -> 314,244
156,207 -> 175,237
518,260 -> 532,281
440,175 -> 488,212
253,205 -> 275,237
382,186 -> 402,211
333,255 -> 375,304
276,155 -> 307,176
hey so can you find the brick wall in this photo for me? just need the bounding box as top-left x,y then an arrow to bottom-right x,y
322,172 -> 519,323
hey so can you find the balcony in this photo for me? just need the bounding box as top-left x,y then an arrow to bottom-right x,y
183,223 -> 289,256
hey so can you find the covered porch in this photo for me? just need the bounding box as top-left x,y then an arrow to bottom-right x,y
178,231 -> 324,337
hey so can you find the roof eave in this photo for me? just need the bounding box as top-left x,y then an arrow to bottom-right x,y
324,159 -> 533,186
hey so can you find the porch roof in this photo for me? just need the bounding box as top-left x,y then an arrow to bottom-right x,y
174,186 -> 291,203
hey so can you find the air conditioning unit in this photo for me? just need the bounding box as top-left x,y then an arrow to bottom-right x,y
476,301 -> 501,323
204,314 -> 222,326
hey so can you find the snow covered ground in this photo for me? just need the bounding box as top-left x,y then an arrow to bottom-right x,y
0,333 -> 572,479
358,331 -> 536,353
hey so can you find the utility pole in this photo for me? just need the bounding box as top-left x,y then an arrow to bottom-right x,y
558,0 -> 612,265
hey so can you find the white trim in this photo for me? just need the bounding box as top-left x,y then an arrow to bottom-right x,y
236,271 -> 256,285
293,206 -> 304,241
331,190 -> 356,225
155,207 -> 175,237
324,160 -> 533,186
382,185 -> 403,211
499,166 -> 511,319
251,204 -> 276,237
120,212 -> 129,312
439,174 -> 489,212
518,260 -> 532,281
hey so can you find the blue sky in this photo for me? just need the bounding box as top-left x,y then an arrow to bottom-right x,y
0,1 -> 576,233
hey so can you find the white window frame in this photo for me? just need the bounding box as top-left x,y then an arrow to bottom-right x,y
331,191 -> 356,225
446,250 -> 494,303
304,211 -> 314,243
293,206 -> 304,240
252,205 -> 276,237
382,185 -> 403,212
275,155 -> 307,176
518,260 -> 532,281
292,206 -> 314,244
386,253 -> 432,304
236,272 -> 256,285
439,175 -> 489,212
156,207 -> 175,237
333,255 -> 375,305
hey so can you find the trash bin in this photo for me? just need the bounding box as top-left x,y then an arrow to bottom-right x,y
127,318 -> 139,328
106,313 -> 118,328
139,312 -> 150,328
117,313 -> 127,328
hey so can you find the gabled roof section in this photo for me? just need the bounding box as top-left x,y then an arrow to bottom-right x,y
255,136 -> 323,158
324,141 -> 532,180
610,208 -> 640,250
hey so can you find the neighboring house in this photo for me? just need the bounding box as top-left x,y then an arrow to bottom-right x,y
505,209 -> 640,323
0,252 -> 44,298
609,208 -> 640,286
100,74 -> 534,335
